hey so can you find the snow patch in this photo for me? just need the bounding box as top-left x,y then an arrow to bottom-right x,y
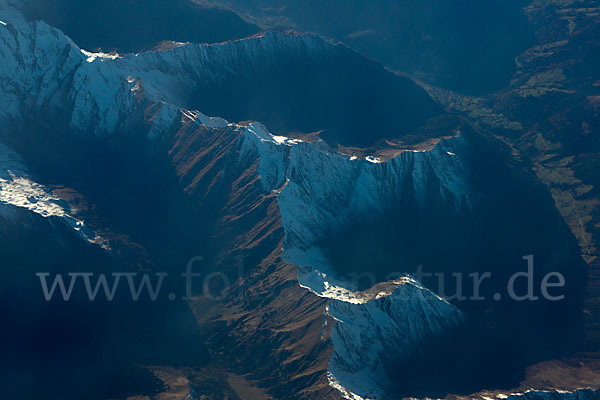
246,122 -> 302,145
326,277 -> 464,399
500,388 -> 600,399
0,173 -> 107,248
182,109 -> 229,129
197,111 -> 229,128
0,145 -> 107,248
80,49 -> 121,63
327,372 -> 368,400
298,267 -> 373,304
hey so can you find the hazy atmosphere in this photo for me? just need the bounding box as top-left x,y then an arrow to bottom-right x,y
0,1 -> 599,399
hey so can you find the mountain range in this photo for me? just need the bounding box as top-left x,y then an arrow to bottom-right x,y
0,0 -> 599,399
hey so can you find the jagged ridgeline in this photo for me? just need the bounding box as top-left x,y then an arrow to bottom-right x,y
173,35 -> 447,148
19,0 -> 260,52
188,0 -> 536,95
17,0 -> 449,149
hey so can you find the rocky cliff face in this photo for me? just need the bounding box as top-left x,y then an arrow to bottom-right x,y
325,277 -> 465,399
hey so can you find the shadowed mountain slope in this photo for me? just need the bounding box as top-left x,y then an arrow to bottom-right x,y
20,0 -> 260,52
192,0 -> 536,95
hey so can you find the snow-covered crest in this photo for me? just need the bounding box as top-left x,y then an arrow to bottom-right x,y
0,14 -> 470,399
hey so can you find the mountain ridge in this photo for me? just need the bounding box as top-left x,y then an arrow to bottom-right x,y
0,6 -> 596,399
